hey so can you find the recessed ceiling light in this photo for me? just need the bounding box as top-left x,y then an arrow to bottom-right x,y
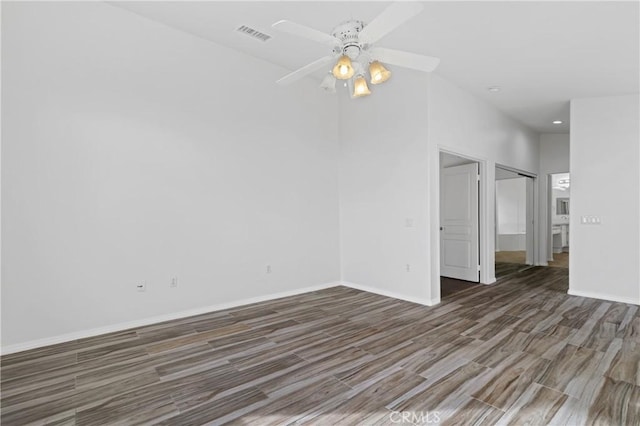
487,86 -> 501,92
553,120 -> 563,124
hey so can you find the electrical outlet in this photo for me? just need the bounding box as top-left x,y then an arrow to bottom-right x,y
136,281 -> 147,292
406,264 -> 411,272
170,277 -> 178,288
266,265 -> 272,274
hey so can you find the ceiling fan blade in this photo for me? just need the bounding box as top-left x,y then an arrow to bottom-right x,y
359,2 -> 424,45
276,56 -> 335,86
272,20 -> 340,46
370,47 -> 440,72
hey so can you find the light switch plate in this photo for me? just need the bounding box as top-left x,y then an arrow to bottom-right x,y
581,215 -> 601,225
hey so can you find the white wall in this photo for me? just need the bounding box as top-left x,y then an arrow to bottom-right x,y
0,2 -> 553,351
496,178 -> 527,251
428,74 -> 539,300
339,69 -> 432,305
339,71 -> 539,306
569,94 -> 640,304
538,134 -> 570,262
496,178 -> 527,235
2,2 -> 340,349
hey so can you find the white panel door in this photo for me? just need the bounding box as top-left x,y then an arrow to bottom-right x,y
440,163 -> 480,282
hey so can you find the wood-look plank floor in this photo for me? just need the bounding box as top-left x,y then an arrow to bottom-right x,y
495,262 -> 526,279
2,267 -> 639,425
440,277 -> 478,298
494,250 -> 527,265
494,250 -> 535,279
548,252 -> 569,268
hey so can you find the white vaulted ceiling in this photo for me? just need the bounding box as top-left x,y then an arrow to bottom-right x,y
110,1 -> 639,133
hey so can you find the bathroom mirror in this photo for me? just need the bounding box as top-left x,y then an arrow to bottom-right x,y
557,198 -> 570,215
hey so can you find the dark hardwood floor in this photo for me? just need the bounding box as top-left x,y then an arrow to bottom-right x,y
440,277 -> 478,298
549,251 -> 569,268
495,250 -> 534,279
495,262 -> 530,279
2,267 -> 639,425
494,250 -> 527,265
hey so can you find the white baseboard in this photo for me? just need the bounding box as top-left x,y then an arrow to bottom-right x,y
1,281 -> 340,355
12,281 -> 635,355
341,281 -> 436,306
567,289 -> 639,305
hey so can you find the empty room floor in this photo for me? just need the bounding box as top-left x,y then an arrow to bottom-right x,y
495,250 -> 529,279
2,268 -> 639,425
440,276 -> 479,298
495,250 -> 527,265
549,252 -> 569,268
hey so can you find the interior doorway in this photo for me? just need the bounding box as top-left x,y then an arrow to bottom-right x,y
548,172 -> 570,268
439,152 -> 481,297
495,165 -> 535,278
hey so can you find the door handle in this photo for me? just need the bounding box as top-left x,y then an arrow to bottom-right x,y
440,227 -> 444,231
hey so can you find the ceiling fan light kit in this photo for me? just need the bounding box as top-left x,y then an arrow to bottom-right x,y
272,2 -> 440,99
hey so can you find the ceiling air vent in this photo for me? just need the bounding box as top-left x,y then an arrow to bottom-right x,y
236,25 -> 272,42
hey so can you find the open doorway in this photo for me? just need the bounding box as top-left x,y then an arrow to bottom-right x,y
548,172 -> 570,268
439,152 -> 481,297
495,166 -> 535,278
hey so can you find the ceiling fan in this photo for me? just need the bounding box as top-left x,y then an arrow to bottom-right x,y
271,2 -> 440,98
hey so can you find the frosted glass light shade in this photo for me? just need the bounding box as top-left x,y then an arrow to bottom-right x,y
320,73 -> 337,93
353,75 -> 371,97
369,61 -> 391,84
332,55 -> 355,80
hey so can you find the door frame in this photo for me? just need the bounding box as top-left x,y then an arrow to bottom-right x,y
434,148 -> 490,300
431,146 -> 540,304
440,162 -> 481,282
